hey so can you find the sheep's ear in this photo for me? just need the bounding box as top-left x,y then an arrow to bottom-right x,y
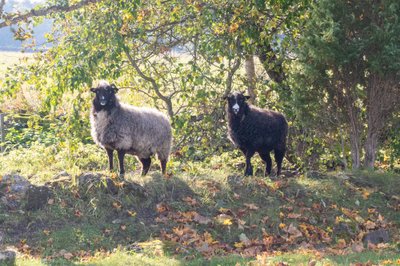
90,88 -> 97,93
110,84 -> 119,93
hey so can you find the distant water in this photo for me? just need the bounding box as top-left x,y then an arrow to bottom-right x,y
0,20 -> 52,51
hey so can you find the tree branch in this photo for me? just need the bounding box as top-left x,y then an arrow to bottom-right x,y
223,58 -> 241,98
122,45 -> 174,118
0,0 -> 6,19
0,0 -> 102,29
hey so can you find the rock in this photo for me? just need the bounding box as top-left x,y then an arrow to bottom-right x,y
306,171 -> 327,180
0,250 -> 16,266
46,171 -> 72,185
24,185 -> 52,211
104,178 -> 119,195
121,181 -> 147,197
363,229 -> 390,245
78,172 -> 102,186
333,222 -> 354,237
1,175 -> 30,195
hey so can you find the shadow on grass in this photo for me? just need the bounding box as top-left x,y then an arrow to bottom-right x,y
1,169 -> 399,265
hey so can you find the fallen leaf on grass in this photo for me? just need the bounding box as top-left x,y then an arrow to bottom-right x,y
193,213 -> 212,225
112,202 -> 122,210
287,213 -> 302,219
215,214 -> 233,226
183,196 -> 198,206
351,242 -> 364,253
156,202 -> 170,213
364,220 -> 377,230
337,239 -> 347,249
74,210 -> 82,217
239,233 -> 251,247
244,203 -> 259,210
237,219 -> 246,230
127,210 -> 137,217
308,260 -> 317,266
286,223 -> 303,239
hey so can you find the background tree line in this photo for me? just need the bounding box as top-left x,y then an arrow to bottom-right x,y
0,0 -> 399,171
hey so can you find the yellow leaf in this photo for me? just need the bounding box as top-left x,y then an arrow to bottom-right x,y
112,202 -> 122,210
362,191 -> 370,199
234,242 -> 244,248
204,232 -> 214,244
279,223 -> 286,229
223,219 -> 232,225
219,207 -> 230,213
127,210 -> 137,217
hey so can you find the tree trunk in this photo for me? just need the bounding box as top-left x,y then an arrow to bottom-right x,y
349,130 -> 361,170
363,74 -> 399,168
244,55 -> 256,104
257,43 -> 286,84
339,127 -> 348,169
364,132 -> 378,169
345,91 -> 362,170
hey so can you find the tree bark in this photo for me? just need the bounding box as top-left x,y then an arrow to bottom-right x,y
257,43 -> 286,85
363,75 -> 399,168
244,55 -> 256,104
364,132 -> 378,169
345,91 -> 362,170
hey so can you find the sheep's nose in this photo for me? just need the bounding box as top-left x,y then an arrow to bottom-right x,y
232,103 -> 240,114
100,96 -> 107,106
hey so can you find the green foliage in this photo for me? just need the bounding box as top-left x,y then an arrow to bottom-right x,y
289,0 -> 400,169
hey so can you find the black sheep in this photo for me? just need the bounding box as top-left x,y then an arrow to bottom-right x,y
225,92 -> 288,176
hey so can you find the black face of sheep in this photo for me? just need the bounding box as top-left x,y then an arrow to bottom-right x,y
225,92 -> 251,117
90,83 -> 118,112
225,92 -> 288,177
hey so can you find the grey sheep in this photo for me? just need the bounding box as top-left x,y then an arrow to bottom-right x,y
90,81 -> 172,176
225,91 -> 288,177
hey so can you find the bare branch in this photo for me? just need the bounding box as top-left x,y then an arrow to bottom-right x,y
0,0 -> 6,18
0,0 -> 103,29
223,58 -> 241,98
122,45 -> 174,118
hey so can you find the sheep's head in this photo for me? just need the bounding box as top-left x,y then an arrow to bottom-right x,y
91,81 -> 118,111
224,91 -> 250,116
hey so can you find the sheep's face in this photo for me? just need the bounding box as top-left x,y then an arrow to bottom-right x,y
91,83 -> 118,111
225,92 -> 250,116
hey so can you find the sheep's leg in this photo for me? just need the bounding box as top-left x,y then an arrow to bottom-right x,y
160,159 -> 167,176
106,148 -> 114,171
139,158 -> 151,176
117,150 -> 126,176
274,149 -> 285,176
244,150 -> 255,176
259,152 -> 272,176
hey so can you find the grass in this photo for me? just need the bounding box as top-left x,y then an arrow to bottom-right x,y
0,51 -> 33,78
1,144 -> 400,265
